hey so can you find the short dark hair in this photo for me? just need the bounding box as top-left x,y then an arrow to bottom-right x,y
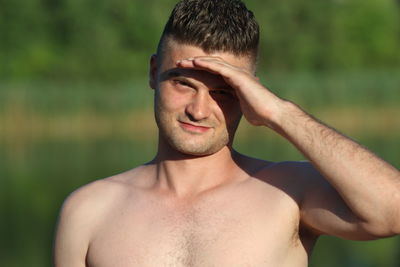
157,0 -> 260,62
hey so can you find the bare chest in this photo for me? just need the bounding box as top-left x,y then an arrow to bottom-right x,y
87,188 -> 308,267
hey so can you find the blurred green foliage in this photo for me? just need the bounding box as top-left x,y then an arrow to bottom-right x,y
1,0 -> 400,81
1,0 -> 400,267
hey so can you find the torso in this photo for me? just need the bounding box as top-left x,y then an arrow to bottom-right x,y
85,162 -> 318,267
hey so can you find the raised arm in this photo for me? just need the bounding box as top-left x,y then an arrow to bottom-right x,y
177,56 -> 400,240
273,102 -> 400,239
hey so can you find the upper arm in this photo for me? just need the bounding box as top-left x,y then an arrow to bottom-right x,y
54,182 -> 105,267
54,191 -> 91,267
299,163 -> 383,241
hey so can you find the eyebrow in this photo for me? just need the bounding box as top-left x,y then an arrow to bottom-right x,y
166,71 -> 182,78
159,69 -> 185,82
163,70 -> 234,91
216,85 -> 234,91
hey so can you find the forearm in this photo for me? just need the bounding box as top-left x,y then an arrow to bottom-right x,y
271,100 -> 400,234
174,54 -> 400,236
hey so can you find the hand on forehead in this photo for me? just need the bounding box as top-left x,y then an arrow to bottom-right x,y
160,66 -> 232,90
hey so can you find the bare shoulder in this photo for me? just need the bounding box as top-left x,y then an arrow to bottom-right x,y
237,157 -> 325,242
233,152 -> 274,174
256,161 -> 329,238
234,151 -> 322,181
258,160 -> 326,184
60,178 -> 121,223
59,165 -> 151,222
56,165 -> 154,241
248,160 -> 329,202
54,166 -> 151,266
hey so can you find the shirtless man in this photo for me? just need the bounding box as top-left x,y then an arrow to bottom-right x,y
54,0 -> 400,266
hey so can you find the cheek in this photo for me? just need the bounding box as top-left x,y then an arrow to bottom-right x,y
217,101 -> 242,123
158,87 -> 189,111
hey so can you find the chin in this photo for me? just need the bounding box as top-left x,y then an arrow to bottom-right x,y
158,122 -> 231,157
170,138 -> 229,157
174,144 -> 222,157
181,148 -> 220,157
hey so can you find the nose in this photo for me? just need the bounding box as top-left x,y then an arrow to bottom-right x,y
185,91 -> 212,121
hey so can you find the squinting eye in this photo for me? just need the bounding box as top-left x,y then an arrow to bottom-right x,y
173,80 -> 190,87
211,90 -> 233,96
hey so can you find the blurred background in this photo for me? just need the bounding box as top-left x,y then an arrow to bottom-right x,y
0,0 -> 399,266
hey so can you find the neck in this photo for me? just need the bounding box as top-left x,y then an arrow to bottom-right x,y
151,145 -> 244,198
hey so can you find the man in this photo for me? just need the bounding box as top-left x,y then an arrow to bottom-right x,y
54,0 -> 400,266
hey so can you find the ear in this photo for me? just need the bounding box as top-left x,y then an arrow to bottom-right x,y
149,54 -> 158,90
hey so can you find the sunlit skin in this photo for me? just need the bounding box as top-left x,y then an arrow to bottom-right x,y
153,50 -> 241,156
54,38 -> 400,267
152,40 -> 247,157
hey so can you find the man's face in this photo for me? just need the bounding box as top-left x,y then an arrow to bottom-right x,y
150,40 -> 255,156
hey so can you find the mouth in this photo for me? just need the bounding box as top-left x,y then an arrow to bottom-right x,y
179,121 -> 211,133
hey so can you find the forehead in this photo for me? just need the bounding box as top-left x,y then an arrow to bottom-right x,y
159,39 -> 255,73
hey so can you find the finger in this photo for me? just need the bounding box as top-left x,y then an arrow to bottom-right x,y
176,57 -> 256,91
194,57 -> 254,77
176,58 -> 195,68
176,58 -> 228,76
191,57 -> 235,78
